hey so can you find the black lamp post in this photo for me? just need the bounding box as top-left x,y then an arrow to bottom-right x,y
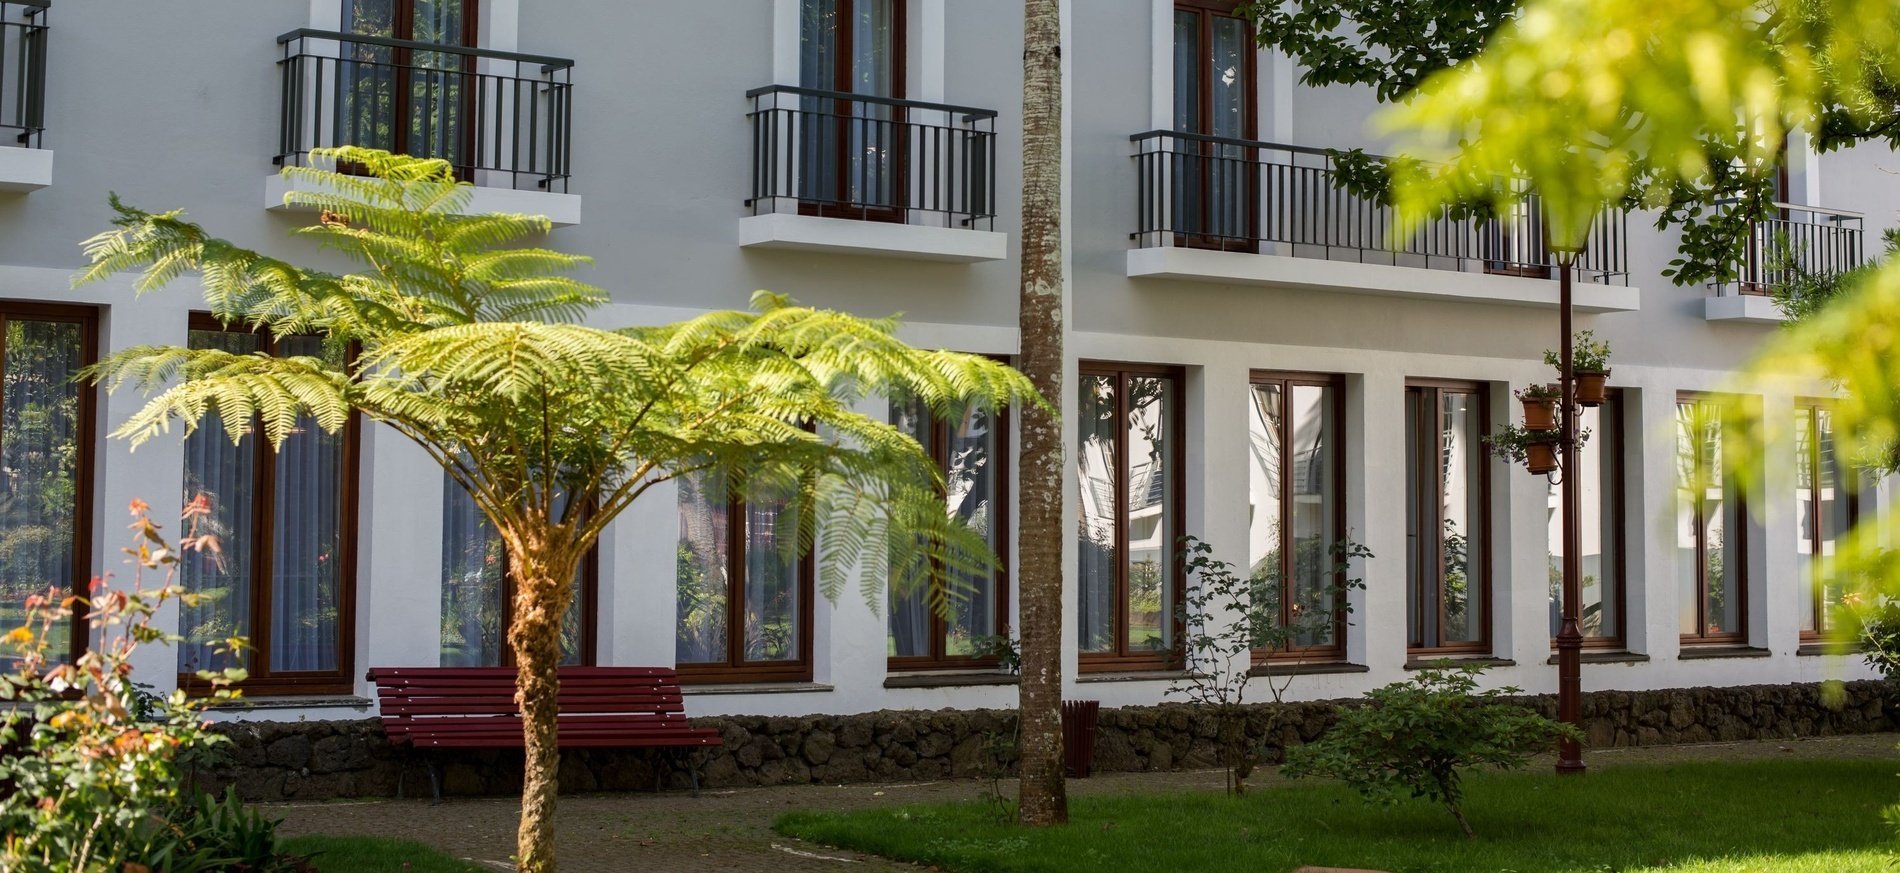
1553,245 -> 1586,776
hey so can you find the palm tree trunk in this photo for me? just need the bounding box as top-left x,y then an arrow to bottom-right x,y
507,535 -> 580,873
1016,0 -> 1069,828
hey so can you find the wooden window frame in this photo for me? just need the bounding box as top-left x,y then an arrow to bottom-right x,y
178,314 -> 361,696
1677,391 -> 1750,646
1078,362 -> 1188,673
0,301 -> 98,666
1796,399 -> 1857,640
1171,0 -> 1260,253
887,398 -> 1013,673
1247,370 -> 1348,663
1405,379 -> 1494,656
1552,389 -> 1629,651
341,0 -> 482,179
799,0 -> 910,223
675,483 -> 817,685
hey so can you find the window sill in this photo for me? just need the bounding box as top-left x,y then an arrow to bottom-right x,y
0,146 -> 52,192
207,695 -> 375,712
1403,657 -> 1516,671
1248,661 -> 1369,677
1676,645 -> 1770,660
264,174 -> 583,227
680,682 -> 834,696
1544,651 -> 1651,665
1077,670 -> 1196,684
1797,642 -> 1861,657
1126,247 -> 1641,312
738,213 -> 1007,263
884,671 -> 1019,689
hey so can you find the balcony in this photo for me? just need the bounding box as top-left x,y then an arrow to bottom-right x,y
1126,132 -> 1638,312
1705,203 -> 1864,324
740,85 -> 1005,263
0,0 -> 50,192
266,29 -> 580,225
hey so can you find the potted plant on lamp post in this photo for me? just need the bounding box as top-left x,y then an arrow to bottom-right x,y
1516,383 -> 1561,430
1484,424 -> 1561,475
1546,331 -> 1612,406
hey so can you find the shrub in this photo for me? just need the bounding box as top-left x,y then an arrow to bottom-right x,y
1280,664 -> 1581,837
0,499 -> 300,873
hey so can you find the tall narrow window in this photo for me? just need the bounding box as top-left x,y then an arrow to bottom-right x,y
798,0 -> 905,218
1797,402 -> 1856,637
1172,0 -> 1256,248
1405,381 -> 1490,653
888,396 -> 1010,669
338,0 -> 478,172
0,305 -> 95,666
438,478 -> 597,667
676,473 -> 813,682
177,319 -> 357,694
1547,393 -> 1625,646
1247,372 -> 1345,659
1677,394 -> 1747,644
1078,364 -> 1184,669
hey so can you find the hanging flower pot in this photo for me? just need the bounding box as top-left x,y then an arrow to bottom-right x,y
1574,371 -> 1608,407
1526,437 -> 1560,474
1516,384 -> 1560,431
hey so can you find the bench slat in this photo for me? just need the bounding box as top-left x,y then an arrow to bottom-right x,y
369,666 -> 721,752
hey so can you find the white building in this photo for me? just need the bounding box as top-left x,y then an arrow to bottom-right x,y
0,0 -> 1887,726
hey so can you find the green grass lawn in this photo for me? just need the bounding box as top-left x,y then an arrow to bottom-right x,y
777,759 -> 1900,872
279,836 -> 490,873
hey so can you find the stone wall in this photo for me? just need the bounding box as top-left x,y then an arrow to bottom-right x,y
202,680 -> 1898,802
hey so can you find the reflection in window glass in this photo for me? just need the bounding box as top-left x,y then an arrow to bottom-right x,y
1406,384 -> 1488,650
1247,377 -> 1342,654
439,479 -> 588,667
676,473 -> 806,672
0,317 -> 87,665
1078,368 -> 1179,661
1797,405 -> 1855,635
1548,399 -> 1622,641
888,397 -> 1005,663
1677,397 -> 1745,641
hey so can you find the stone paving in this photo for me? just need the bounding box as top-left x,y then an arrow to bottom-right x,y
271,732 -> 1900,872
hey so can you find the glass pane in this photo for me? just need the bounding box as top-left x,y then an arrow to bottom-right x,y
268,336 -> 347,673
887,397 -> 933,658
1127,377 -> 1174,652
179,329 -> 262,675
1171,11 -> 1199,133
1405,388 -> 1428,647
1440,392 -> 1484,644
1675,402 -> 1702,636
1077,374 -> 1118,654
1796,408 -> 1818,633
946,401 -> 1002,655
1549,402 -> 1621,640
1246,382 -> 1285,647
440,476 -> 503,667
0,319 -> 84,664
1817,408 -> 1851,632
744,483 -> 801,663
675,472 -> 730,664
1288,383 -> 1337,647
1209,17 -> 1249,140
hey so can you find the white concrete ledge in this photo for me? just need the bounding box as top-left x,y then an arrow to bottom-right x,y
264,174 -> 583,227
1126,246 -> 1642,313
739,213 -> 1007,263
0,147 -> 53,192
1704,294 -> 1787,324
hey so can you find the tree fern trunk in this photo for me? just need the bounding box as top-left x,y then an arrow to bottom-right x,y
1016,0 -> 1069,828
507,535 -> 579,873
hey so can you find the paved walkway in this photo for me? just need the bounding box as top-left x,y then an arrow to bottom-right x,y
272,733 -> 1900,872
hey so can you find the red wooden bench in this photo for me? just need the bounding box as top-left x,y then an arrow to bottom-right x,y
367,666 -> 723,802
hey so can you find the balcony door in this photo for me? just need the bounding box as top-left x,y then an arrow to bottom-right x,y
1173,0 -> 1256,249
338,0 -> 478,174
798,0 -> 905,220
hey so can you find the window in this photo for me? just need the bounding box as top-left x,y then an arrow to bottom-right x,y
338,0 -> 479,171
177,319 -> 358,694
1078,364 -> 1184,669
888,396 -> 1010,669
438,478 -> 597,667
1676,394 -> 1747,644
1547,392 -> 1625,646
1405,381 -> 1490,653
0,304 -> 95,666
798,0 -> 905,218
1796,402 -> 1856,637
675,473 -> 813,682
1171,0 -> 1256,247
1246,372 -> 1345,659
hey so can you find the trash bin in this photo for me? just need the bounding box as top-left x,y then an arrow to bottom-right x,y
1061,699 -> 1100,778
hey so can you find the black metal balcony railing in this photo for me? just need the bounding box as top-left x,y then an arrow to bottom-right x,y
746,85 -> 997,229
275,30 -> 574,192
0,0 -> 47,148
1711,202 -> 1864,296
1131,131 -> 1630,285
